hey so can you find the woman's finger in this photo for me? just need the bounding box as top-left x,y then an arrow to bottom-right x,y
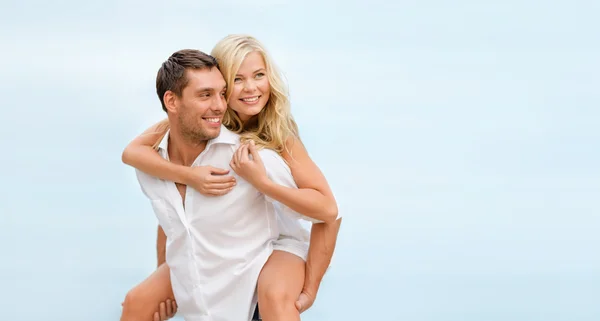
234,144 -> 245,165
206,187 -> 234,196
240,144 -> 250,164
208,182 -> 236,190
248,140 -> 261,163
207,174 -> 236,184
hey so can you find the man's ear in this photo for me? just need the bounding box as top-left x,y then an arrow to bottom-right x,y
163,91 -> 178,114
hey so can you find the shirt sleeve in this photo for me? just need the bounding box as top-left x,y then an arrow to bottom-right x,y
260,149 -> 324,224
135,169 -> 153,199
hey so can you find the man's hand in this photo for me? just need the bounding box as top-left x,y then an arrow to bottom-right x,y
152,299 -> 178,321
295,289 -> 316,314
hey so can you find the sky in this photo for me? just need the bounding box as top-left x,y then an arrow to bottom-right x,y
1,0 -> 599,320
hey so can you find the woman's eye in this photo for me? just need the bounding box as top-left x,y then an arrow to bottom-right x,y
234,78 -> 242,83
255,73 -> 265,78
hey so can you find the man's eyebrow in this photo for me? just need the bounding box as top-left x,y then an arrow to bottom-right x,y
194,88 -> 217,94
195,86 -> 227,93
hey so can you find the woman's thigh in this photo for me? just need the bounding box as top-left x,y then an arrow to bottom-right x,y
257,250 -> 305,304
121,263 -> 174,321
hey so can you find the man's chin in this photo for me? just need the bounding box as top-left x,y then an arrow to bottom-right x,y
207,124 -> 221,139
181,126 -> 220,144
206,126 -> 221,139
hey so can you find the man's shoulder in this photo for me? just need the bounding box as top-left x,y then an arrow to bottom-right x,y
259,148 -> 292,179
258,148 -> 286,165
258,147 -> 281,158
221,126 -> 238,136
135,168 -> 161,186
217,126 -> 241,144
134,169 -> 164,199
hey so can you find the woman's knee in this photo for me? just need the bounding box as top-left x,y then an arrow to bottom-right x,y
121,263 -> 174,319
257,251 -> 305,308
257,276 -> 302,321
259,281 -> 297,305
121,286 -> 153,319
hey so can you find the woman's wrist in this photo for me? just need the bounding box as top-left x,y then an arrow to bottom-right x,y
254,176 -> 275,194
176,165 -> 195,185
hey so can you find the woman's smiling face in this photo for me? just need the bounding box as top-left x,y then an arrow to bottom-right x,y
227,51 -> 271,122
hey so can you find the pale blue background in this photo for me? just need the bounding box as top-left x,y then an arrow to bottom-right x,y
1,0 -> 599,320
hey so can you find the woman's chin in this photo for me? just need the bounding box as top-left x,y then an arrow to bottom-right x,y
234,106 -> 264,120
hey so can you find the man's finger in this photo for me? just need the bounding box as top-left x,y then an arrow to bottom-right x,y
159,302 -> 167,320
295,292 -> 313,313
172,300 -> 178,314
296,298 -> 307,313
153,312 -> 160,321
208,166 -> 230,175
166,299 -> 173,317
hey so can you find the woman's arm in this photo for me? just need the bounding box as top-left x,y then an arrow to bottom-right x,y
121,119 -> 190,184
122,119 -> 236,195
231,137 -> 342,309
261,137 -> 339,223
232,137 -> 339,222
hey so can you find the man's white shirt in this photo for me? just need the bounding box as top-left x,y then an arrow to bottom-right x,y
135,126 -> 314,321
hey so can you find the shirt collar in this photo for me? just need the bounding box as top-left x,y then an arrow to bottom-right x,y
157,125 -> 239,157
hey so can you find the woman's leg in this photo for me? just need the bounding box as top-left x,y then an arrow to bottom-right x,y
121,263 -> 176,321
257,250 -> 305,321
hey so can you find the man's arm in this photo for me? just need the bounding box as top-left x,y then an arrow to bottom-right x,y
157,225 -> 167,267
251,143 -> 342,310
298,218 -> 341,311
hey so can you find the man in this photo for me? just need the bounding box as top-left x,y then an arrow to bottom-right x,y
121,49 -> 341,321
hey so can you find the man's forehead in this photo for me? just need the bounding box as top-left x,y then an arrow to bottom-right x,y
186,68 -> 226,88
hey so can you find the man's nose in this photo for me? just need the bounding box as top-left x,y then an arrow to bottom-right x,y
212,94 -> 227,112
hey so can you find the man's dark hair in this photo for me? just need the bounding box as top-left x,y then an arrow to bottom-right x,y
156,49 -> 219,112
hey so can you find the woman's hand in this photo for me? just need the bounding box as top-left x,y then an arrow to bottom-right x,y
230,140 -> 270,190
184,166 -> 236,196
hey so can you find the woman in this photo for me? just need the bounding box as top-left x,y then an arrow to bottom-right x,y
121,35 -> 339,321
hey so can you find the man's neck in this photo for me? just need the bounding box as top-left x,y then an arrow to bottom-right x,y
167,129 -> 208,167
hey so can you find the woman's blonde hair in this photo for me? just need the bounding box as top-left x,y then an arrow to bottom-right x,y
211,34 -> 299,154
